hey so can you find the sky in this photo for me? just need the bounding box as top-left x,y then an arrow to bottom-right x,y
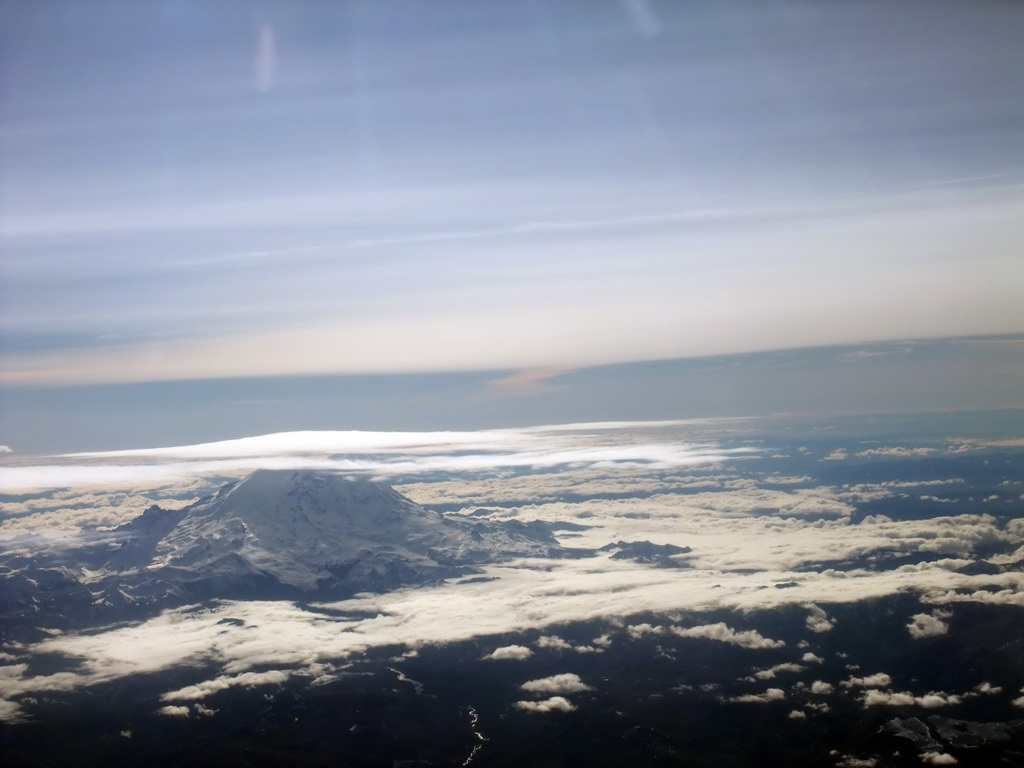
3,2 -> 1024,740
0,1 -> 1023,451
2,0 -> 1022,381
0,337 -> 1022,454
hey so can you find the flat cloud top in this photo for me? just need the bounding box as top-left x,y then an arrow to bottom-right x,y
63,420 -> 710,459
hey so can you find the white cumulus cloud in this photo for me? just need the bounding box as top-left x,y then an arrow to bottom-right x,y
908,612 -> 949,639
161,670 -> 290,702
535,635 -> 574,651
672,623 -> 785,649
861,690 -> 960,708
483,645 -> 533,661
750,662 -> 804,680
520,673 -> 593,696
805,604 -> 837,633
514,696 -> 576,713
157,705 -> 190,717
920,752 -> 958,765
842,673 -> 892,689
729,687 -> 786,703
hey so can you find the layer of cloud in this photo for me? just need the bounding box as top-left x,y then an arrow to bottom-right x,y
4,526 -> 1023,715
7,189 -> 1022,388
856,447 -> 938,458
0,422 -> 749,492
4,420 -> 1024,720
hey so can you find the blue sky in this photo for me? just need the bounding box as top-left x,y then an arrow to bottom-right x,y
1,0 -> 1023,389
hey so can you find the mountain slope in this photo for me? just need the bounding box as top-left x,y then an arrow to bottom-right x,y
153,469 -> 525,591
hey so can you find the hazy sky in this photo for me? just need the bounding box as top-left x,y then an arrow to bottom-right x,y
2,337 -> 1022,453
1,0 -> 1023,386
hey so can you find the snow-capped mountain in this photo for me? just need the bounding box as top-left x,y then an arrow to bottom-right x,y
148,469 -> 553,592
0,470 -> 560,631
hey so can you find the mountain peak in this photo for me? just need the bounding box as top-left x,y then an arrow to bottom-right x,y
1,469 -> 567,624
153,469 -> 456,590
210,469 -> 420,527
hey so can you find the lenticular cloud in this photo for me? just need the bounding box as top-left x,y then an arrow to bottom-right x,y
2,421 -> 749,491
